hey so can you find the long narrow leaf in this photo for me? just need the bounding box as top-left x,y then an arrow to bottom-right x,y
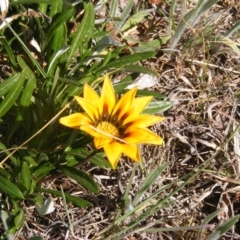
0,175 -> 24,199
44,3 -> 74,49
133,163 -> 168,205
49,0 -> 62,18
197,208 -> 224,240
0,72 -> 25,118
39,188 -> 93,207
95,52 -> 155,74
0,17 -> 46,77
169,0 -> 219,49
20,162 -> 31,191
66,3 -> 94,65
0,38 -> 17,68
59,165 -> 99,193
0,74 -> 20,97
18,56 -> 36,107
226,20 -> 240,37
115,0 -> 133,31
14,209 -> 25,230
47,46 -> 69,76
0,211 -> 14,240
207,215 -> 240,240
10,0 -> 56,5
142,100 -> 172,114
109,0 -> 118,17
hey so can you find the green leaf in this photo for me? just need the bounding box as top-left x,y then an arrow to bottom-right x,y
67,149 -> 111,168
66,3 -> 94,65
0,73 -> 25,118
27,237 -> 43,240
17,57 -> 36,106
226,20 -> 240,37
134,37 -> 170,52
121,9 -> 154,31
0,210 -> 14,240
121,65 -> 158,76
10,0 -> 56,5
59,165 -> 99,193
23,155 -> 38,167
133,163 -> 168,205
207,215 -> 240,240
0,175 -> 24,199
115,0 -> 133,31
118,88 -> 166,99
0,38 -> 17,68
169,8 -> 196,49
89,153 -> 111,168
109,0 -> 118,17
29,180 -> 36,195
0,142 -> 18,166
137,90 -> 166,99
0,168 -> 10,179
14,209 -> 25,230
39,188 -> 93,207
1,210 -> 8,230
95,52 -> 155,74
197,208 -> 224,240
113,75 -> 134,93
143,100 -> 172,114
45,3 -> 74,49
0,74 -> 20,97
220,37 -> 240,56
47,46 -> 69,76
20,162 -> 31,191
32,162 -> 54,177
49,0 -> 62,17
7,58 -> 36,140
3,19 -> 46,78
169,0 -> 219,49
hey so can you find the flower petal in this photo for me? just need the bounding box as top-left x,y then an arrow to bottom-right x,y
124,127 -> 163,145
59,113 -> 92,129
94,137 -> 112,149
125,115 -> 164,128
84,83 -> 101,112
75,96 -> 99,122
103,142 -> 122,169
112,87 -> 137,121
120,144 -> 141,162
122,96 -> 153,124
80,125 -> 100,138
100,74 -> 116,115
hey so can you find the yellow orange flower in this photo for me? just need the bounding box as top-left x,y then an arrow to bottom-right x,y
59,74 -> 164,169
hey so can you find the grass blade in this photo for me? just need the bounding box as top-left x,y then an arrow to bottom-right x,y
169,0 -> 219,49
207,215 -> 240,240
198,208 -> 224,240
133,163 -> 169,205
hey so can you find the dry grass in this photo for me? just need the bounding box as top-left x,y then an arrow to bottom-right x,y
11,0 -> 240,239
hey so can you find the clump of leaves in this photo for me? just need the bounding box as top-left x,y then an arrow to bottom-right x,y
0,0 -> 171,237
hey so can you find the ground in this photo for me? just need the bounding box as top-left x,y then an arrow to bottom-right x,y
1,0 -> 240,239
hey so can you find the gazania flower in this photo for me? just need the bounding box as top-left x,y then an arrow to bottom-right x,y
59,74 -> 164,169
